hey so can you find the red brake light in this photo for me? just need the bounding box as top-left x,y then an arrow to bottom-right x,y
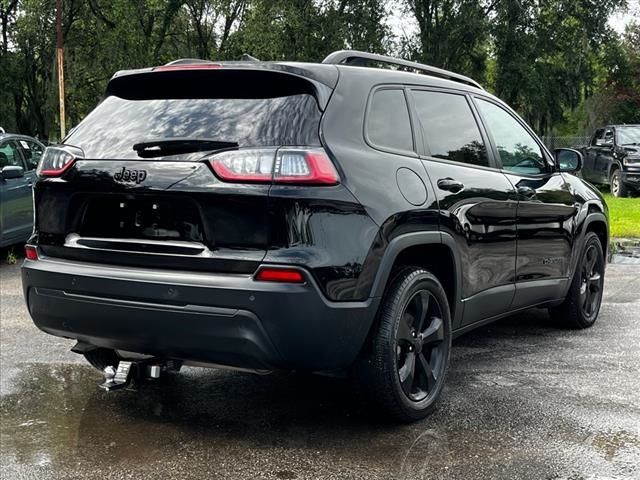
24,245 -> 38,261
255,267 -> 305,283
37,145 -> 82,177
208,148 -> 339,186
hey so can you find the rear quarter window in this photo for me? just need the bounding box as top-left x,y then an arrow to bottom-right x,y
365,88 -> 414,153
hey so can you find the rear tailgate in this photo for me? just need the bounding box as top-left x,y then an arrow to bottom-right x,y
34,66 -> 336,274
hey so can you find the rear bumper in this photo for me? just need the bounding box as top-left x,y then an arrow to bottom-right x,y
22,256 -> 379,371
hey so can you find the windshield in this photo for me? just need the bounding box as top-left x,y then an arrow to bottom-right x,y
65,94 -> 322,159
616,126 -> 640,145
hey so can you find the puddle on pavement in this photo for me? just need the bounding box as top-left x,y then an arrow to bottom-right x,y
610,239 -> 640,264
591,430 -> 640,461
1,363 -> 638,479
0,363 -> 391,469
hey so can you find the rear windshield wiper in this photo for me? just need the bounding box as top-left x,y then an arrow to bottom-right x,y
133,138 -> 238,158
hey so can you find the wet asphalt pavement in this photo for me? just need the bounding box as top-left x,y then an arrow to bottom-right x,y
1,260 -> 639,479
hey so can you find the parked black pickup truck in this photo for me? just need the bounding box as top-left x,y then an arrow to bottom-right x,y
579,124 -> 640,197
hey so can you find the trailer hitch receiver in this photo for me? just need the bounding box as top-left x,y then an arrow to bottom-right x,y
99,361 -> 134,391
98,358 -> 181,391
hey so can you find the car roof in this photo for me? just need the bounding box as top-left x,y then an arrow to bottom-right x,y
108,59 -> 504,123
111,53 -> 486,95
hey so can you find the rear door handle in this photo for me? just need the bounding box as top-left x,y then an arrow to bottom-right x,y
437,177 -> 464,193
517,186 -> 536,199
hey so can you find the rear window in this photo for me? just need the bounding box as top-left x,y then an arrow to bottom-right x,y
65,94 -> 322,159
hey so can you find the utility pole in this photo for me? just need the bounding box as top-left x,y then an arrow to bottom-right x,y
56,0 -> 65,139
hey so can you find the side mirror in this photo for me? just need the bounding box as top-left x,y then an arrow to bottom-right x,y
555,148 -> 583,173
0,165 -> 25,179
596,138 -> 613,147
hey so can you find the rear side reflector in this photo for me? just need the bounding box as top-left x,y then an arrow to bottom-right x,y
209,148 -> 339,186
254,267 -> 305,283
24,245 -> 38,261
37,145 -> 83,177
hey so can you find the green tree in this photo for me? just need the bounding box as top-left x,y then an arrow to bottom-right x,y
1,0 -> 636,139
492,0 -> 627,135
227,0 -> 388,61
605,22 -> 640,123
401,0 -> 493,81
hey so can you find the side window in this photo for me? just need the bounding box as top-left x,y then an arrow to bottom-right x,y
603,128 -> 614,145
412,90 -> 489,167
366,89 -> 413,153
0,141 -> 26,170
592,129 -> 604,146
17,140 -> 43,171
476,98 -> 547,175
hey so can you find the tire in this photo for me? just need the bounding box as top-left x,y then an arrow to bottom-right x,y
610,168 -> 628,197
356,267 -> 452,422
83,348 -> 120,371
549,232 -> 605,329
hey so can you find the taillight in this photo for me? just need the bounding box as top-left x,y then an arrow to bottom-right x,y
37,145 -> 83,177
208,148 -> 339,186
209,148 -> 275,183
254,266 -> 305,283
24,245 -> 38,261
274,149 -> 339,184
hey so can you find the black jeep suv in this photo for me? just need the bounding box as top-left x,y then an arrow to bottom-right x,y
580,124 -> 640,197
22,51 -> 608,421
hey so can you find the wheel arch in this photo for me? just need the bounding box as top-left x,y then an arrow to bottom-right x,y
585,214 -> 608,259
369,232 -> 463,327
609,161 -> 622,180
565,211 -> 609,297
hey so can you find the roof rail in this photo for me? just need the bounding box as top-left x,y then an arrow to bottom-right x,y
322,50 -> 483,90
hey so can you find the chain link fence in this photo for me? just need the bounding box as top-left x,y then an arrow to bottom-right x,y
540,136 -> 591,150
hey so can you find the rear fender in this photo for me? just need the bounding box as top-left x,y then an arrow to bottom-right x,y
369,231 -> 463,328
563,210 -> 608,299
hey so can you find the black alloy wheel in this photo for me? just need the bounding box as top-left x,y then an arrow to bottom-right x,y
610,169 -> 628,197
396,290 -> 446,402
579,242 -> 604,322
549,231 -> 605,329
356,267 -> 452,422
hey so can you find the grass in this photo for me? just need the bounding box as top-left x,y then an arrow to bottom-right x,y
5,248 -> 17,265
603,194 -> 640,238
